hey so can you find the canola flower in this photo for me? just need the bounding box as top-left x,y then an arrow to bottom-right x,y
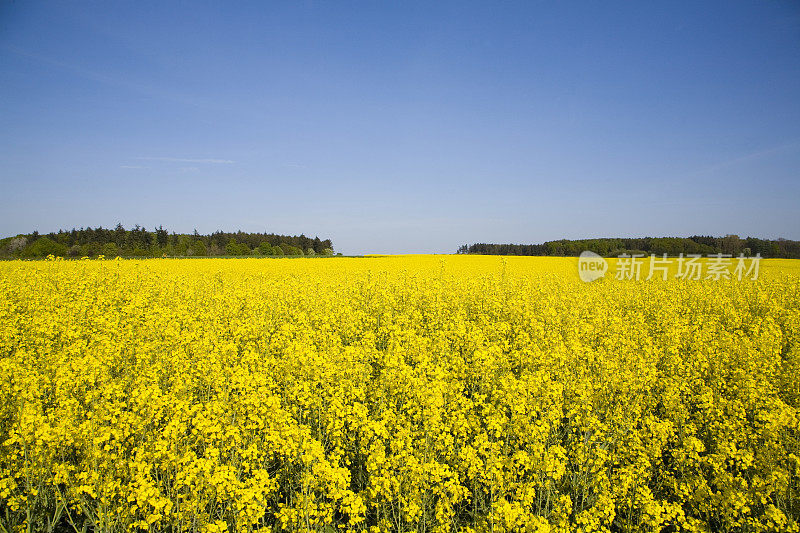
0,255 -> 798,533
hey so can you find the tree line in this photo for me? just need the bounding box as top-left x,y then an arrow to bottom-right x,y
0,225 -> 335,259
458,235 -> 800,258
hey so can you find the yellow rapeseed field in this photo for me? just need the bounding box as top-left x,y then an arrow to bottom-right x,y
0,255 -> 798,533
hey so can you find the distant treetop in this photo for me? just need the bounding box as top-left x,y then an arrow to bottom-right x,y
0,225 -> 334,259
458,235 -> 800,259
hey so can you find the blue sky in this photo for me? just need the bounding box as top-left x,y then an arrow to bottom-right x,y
1,1 -> 799,254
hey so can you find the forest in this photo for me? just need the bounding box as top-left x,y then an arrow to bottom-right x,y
459,235 -> 800,258
0,225 -> 334,259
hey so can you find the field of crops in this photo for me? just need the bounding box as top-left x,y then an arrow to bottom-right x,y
0,256 -> 799,533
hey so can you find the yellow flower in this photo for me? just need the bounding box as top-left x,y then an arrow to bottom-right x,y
0,256 -> 797,531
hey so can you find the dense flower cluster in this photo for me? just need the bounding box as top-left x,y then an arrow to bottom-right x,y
0,256 -> 798,532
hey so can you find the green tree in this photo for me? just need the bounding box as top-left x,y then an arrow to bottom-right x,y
155,225 -> 168,247
102,242 -> 118,257
192,240 -> 207,257
23,237 -> 67,258
114,223 -> 126,246
226,238 -> 239,256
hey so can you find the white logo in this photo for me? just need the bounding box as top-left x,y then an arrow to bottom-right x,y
577,252 -> 760,282
578,251 -> 608,282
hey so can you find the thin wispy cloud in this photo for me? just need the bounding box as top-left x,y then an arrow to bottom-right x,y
2,45 -> 214,109
119,165 -> 149,169
691,138 -> 800,177
135,157 -> 235,164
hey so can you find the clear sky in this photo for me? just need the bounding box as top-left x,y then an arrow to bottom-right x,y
1,1 -> 799,254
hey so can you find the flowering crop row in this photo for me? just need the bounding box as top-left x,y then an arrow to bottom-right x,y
0,256 -> 798,532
